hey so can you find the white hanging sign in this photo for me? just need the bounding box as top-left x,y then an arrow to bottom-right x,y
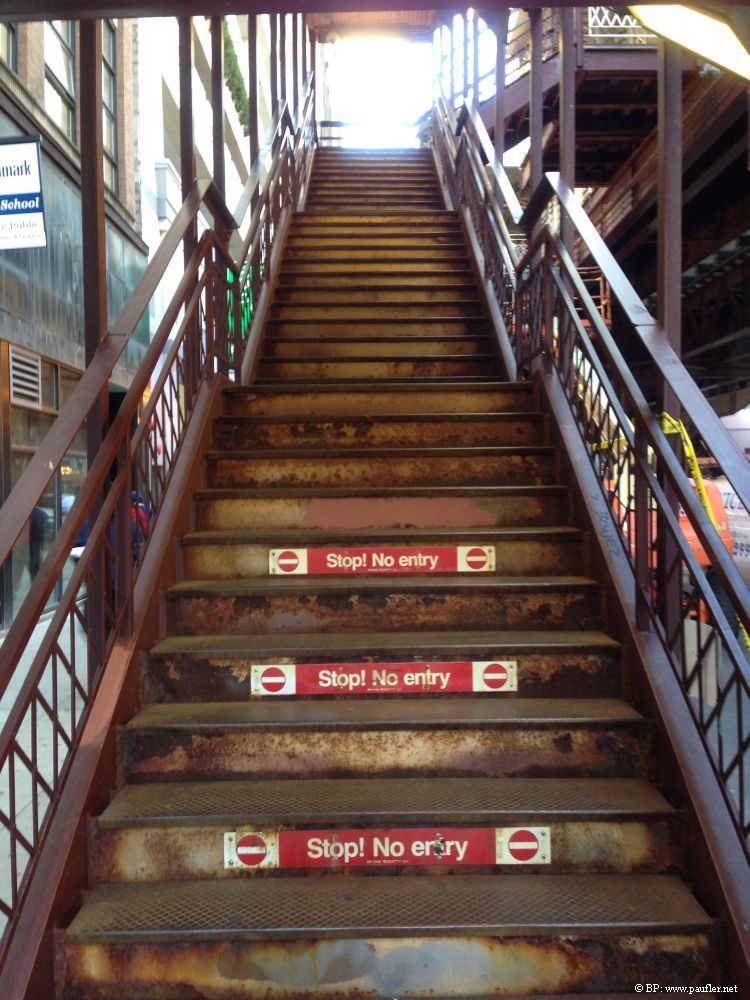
0,137 -> 47,250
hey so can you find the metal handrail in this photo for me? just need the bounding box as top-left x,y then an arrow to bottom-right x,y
432,87 -> 750,864
0,72 -> 316,970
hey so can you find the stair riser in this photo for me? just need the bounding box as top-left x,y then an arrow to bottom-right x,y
256,360 -> 492,379
224,388 -> 535,417
194,494 -> 568,532
273,288 -> 479,303
205,454 -> 557,490
166,588 -> 602,635
60,932 -> 716,999
145,650 -> 621,703
261,339 -> 493,358
270,306 -> 479,321
291,213 -> 455,224
181,539 -> 583,581
121,724 -> 651,783
288,226 -> 461,238
90,819 -> 675,883
212,418 -> 543,450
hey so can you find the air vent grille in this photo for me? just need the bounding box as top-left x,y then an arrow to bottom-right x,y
10,347 -> 42,408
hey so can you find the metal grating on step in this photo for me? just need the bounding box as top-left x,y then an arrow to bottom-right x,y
66,874 -> 711,942
99,776 -> 674,827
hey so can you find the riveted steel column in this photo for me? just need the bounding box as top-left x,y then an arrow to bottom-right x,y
310,27 -> 317,129
529,8 -> 544,194
450,13 -> 456,104
494,6 -> 508,163
79,19 -> 111,652
210,16 -> 225,200
657,38 -> 682,412
279,13 -> 287,104
248,16 -> 259,212
657,38 -> 683,655
292,13 -> 299,118
179,17 -> 196,266
472,8 -> 479,103
270,14 -> 278,113
463,10 -> 469,102
302,14 -> 308,79
559,8 -> 576,251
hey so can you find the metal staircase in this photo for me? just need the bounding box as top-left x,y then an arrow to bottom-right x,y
57,149 -> 717,998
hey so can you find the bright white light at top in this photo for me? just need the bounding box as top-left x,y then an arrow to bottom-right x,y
329,37 -> 433,148
629,5 -> 750,81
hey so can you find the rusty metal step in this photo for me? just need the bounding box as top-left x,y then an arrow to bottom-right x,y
265,318 -> 490,336
255,359 -> 498,381
282,249 -> 467,262
269,302 -> 480,319
119,697 -> 650,782
146,629 -> 621,702
180,526 -> 584,581
282,260 -> 473,274
204,446 -> 557,489
222,382 -> 535,417
277,271 -> 474,286
193,486 -> 569,532
90,776 -> 677,882
288,222 -> 461,236
273,286 -> 479,303
261,337 -> 494,358
291,210 -> 457,223
212,413 -> 544,449
165,575 -> 603,635
61,875 -> 715,998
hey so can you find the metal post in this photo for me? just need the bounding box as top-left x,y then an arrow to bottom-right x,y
210,16 -> 225,200
529,8 -> 544,195
559,8 -> 575,251
657,38 -> 683,654
79,20 -> 110,652
178,17 -> 196,265
302,14 -> 308,80
270,14 -> 278,114
248,16 -> 259,176
292,13 -> 299,118
280,13 -> 287,104
463,10 -> 469,102
494,7 -> 508,164
450,13 -> 456,105
472,8 -> 479,104
310,28 -> 317,131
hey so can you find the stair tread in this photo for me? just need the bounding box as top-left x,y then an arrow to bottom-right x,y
182,526 -> 582,546
99,776 -> 674,828
150,628 -> 620,658
66,874 -> 710,942
125,698 -> 643,733
216,412 -> 535,424
169,575 -> 600,596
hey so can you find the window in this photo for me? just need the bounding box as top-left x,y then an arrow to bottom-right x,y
0,21 -> 17,71
102,19 -> 117,192
45,20 -> 76,142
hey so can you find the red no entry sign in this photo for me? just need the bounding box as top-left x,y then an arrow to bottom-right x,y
269,545 -> 495,576
507,829 -> 540,862
482,663 -> 509,689
250,660 -> 518,696
226,826 -> 551,870
235,833 -> 268,867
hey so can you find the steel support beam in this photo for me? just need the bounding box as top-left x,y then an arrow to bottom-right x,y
559,8 -> 575,251
450,13 -> 455,104
529,8 -> 544,194
210,16 -> 225,199
270,14 -> 278,112
248,15 -> 259,210
292,12 -> 299,117
178,17 -> 196,265
280,12 -> 287,104
302,14 -> 308,79
463,10 -> 469,102
310,28 -> 316,128
494,7 -> 508,163
472,8 -> 479,103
